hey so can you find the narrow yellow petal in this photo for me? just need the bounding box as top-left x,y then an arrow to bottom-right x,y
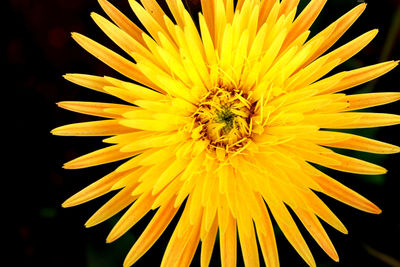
214,0 -> 227,50
152,159 -> 188,195
85,182 -> 139,228
279,0 -> 299,16
283,0 -> 326,49
200,215 -> 218,267
175,223 -> 201,267
332,153 -> 388,174
161,202 -> 202,267
123,197 -> 179,267
344,92 -> 400,111
131,157 -> 177,196
325,29 -> 378,66
137,146 -> 177,167
202,180 -> 219,233
104,81 -> 167,102
120,133 -> 182,152
282,142 -> 342,167
62,169 -> 132,207
219,24 -> 234,76
237,216 -> 260,267
119,119 -> 181,131
219,211 -> 237,267
128,0 -> 170,44
258,0 -> 276,25
311,169 -> 381,214
152,173 -> 183,209
141,0 -> 169,32
293,184 -> 348,234
140,33 -> 171,73
200,0 -> 215,39
199,13 -> 217,68
107,192 -> 156,242
268,200 -> 316,267
115,146 -> 175,172
306,3 -> 367,64
91,12 -> 153,61
102,86 -> 137,104
63,144 -> 136,169
52,120 -> 132,137
235,0 -> 246,11
188,178 -> 204,225
320,61 -> 399,94
56,101 -> 128,118
111,166 -> 148,190
63,73 -> 111,93
303,112 -> 400,129
156,45 -> 192,85
254,194 -> 279,267
181,26 -> 211,88
165,0 -> 185,26
320,132 -> 400,154
293,208 -> 339,261
98,0 -> 146,45
232,30 -> 250,82
71,32 -> 159,90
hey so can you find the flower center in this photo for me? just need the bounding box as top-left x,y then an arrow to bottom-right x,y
193,86 -> 254,152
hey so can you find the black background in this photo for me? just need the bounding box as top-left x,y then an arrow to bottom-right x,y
7,0 -> 400,266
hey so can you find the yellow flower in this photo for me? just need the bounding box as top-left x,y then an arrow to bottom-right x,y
52,0 -> 399,266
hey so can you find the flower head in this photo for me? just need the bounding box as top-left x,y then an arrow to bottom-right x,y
52,0 -> 400,266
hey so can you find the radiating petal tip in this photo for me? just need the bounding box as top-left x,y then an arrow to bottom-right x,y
379,166 -> 388,174
62,163 -> 70,169
388,145 -> 400,154
61,198 -> 75,208
333,254 -> 340,262
370,28 -> 379,38
123,258 -> 134,267
370,203 -> 382,215
340,225 -> 349,235
335,218 -> 348,235
61,200 -> 69,208
61,193 -> 83,208
105,233 -> 116,243
63,161 -> 80,169
84,217 -> 96,228
71,32 -> 78,38
375,207 -> 382,215
51,125 -> 73,136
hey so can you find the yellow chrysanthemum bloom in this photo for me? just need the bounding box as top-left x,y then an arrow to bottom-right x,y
52,0 -> 399,266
